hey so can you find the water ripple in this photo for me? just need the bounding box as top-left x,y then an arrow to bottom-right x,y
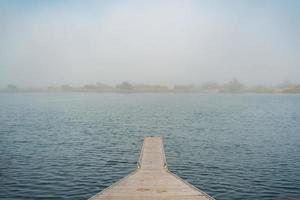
0,93 -> 300,199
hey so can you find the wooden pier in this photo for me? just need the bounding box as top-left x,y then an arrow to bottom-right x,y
89,136 -> 214,200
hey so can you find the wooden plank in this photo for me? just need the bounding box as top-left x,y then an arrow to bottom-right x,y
89,136 -> 214,200
139,137 -> 166,170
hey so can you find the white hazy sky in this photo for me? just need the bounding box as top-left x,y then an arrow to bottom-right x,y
0,0 -> 300,87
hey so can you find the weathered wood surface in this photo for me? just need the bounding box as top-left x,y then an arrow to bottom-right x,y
89,136 -> 214,200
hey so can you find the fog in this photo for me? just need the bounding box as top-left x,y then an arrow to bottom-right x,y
1,0 -> 300,87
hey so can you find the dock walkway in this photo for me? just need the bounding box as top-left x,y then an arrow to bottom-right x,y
89,136 -> 214,200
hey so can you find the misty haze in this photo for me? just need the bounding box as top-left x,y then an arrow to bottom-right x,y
1,1 -> 300,200
1,1 -> 300,87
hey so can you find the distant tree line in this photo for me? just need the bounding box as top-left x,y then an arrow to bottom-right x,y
1,79 -> 300,93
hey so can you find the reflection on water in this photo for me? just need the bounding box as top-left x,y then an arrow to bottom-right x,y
0,93 -> 300,200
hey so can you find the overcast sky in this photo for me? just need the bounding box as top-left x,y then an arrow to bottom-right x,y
1,0 -> 299,87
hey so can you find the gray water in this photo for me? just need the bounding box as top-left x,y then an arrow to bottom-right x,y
0,93 -> 300,200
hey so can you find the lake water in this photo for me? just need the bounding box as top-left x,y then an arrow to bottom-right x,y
0,93 -> 300,200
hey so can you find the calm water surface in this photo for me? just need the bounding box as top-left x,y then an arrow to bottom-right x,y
0,93 -> 300,200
